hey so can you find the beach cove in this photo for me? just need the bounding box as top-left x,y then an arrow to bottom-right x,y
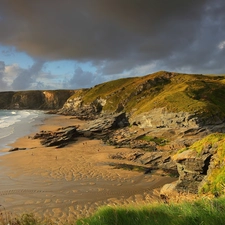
0,115 -> 176,224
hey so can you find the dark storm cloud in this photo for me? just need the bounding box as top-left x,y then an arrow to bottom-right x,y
0,0 -> 225,75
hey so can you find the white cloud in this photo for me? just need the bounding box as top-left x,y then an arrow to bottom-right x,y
2,61 -> 65,91
127,62 -> 158,76
218,41 -> 225,50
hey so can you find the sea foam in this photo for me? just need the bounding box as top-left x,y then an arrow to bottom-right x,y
0,110 -> 50,151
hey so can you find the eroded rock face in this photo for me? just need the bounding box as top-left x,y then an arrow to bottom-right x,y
173,146 -> 215,194
130,108 -> 200,129
0,90 -> 75,110
58,97 -> 106,119
82,112 -> 129,131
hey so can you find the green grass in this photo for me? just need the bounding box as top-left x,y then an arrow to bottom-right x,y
178,133 -> 225,155
138,135 -> 169,146
76,197 -> 225,225
67,71 -> 225,120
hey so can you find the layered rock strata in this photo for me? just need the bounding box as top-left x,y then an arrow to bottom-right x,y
0,90 -> 75,110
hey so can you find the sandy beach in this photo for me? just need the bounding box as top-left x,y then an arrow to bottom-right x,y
0,115 -> 176,224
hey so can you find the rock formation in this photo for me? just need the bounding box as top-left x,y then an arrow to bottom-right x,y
0,90 -> 76,110
170,133 -> 225,195
173,149 -> 213,194
33,126 -> 79,148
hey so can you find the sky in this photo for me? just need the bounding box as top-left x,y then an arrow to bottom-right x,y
0,0 -> 225,91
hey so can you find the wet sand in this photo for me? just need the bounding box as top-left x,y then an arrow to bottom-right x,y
0,115 -> 176,224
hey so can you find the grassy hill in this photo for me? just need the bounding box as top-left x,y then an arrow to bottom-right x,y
67,71 -> 225,119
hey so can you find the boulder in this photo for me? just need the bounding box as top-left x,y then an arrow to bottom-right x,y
160,181 -> 180,201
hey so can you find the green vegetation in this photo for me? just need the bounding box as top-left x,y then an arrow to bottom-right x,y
77,197 -> 225,225
138,135 -> 169,146
68,71 -> 225,119
188,133 -> 225,154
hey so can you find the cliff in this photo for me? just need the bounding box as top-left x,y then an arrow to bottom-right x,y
0,90 -> 76,110
59,71 -> 225,130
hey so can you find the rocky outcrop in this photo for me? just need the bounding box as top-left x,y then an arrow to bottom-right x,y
33,126 -> 79,148
32,112 -> 129,148
170,140 -> 219,194
0,90 -> 75,110
109,150 -> 178,176
82,112 -> 129,132
58,96 -> 106,119
173,150 -> 213,193
130,108 -> 200,129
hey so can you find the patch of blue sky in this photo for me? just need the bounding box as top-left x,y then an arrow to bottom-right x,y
77,61 -> 96,73
0,44 -> 97,79
44,60 -> 96,76
0,45 -> 34,68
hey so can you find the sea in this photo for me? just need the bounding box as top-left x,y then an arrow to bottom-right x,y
0,110 -> 50,154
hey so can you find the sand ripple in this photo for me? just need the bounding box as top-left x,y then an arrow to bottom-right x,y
0,116 -> 176,224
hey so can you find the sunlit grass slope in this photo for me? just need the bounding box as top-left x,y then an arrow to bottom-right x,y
76,197 -> 225,225
68,71 -> 225,118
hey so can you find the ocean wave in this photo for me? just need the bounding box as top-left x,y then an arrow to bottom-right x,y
0,110 -> 35,128
0,126 -> 14,139
0,116 -> 20,128
0,110 -> 48,150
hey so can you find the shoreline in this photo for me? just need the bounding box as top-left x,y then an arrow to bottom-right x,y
0,114 -> 176,224
0,110 -> 52,152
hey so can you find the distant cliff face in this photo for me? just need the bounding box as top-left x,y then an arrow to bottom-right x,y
0,90 -> 76,110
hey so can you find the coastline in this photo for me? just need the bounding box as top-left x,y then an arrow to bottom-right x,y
0,114 -> 176,224
0,110 -> 52,153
